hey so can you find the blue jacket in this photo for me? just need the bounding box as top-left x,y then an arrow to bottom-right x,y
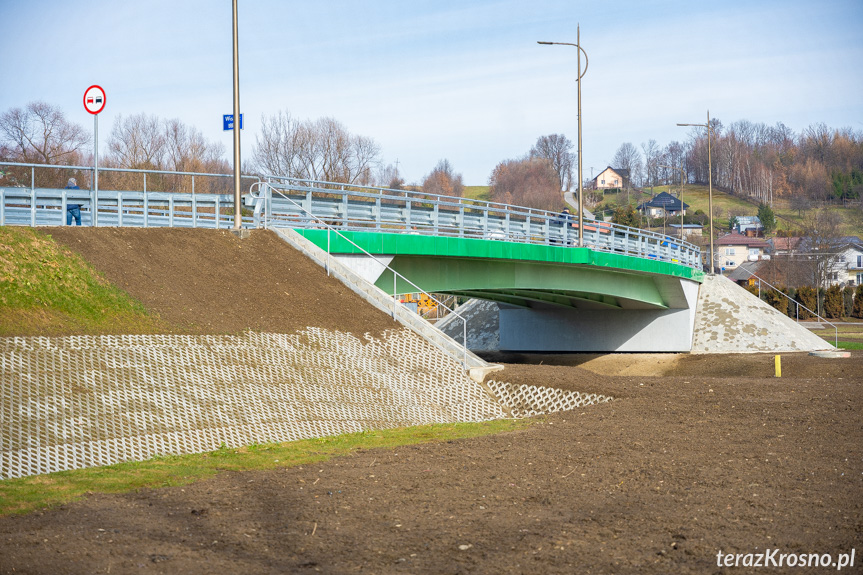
65,183 -> 81,210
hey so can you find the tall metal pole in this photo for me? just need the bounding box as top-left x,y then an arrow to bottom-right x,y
707,110 -> 714,274
576,25 -> 583,247
537,34 -> 588,247
232,0 -> 242,230
677,112 -> 716,273
93,114 -> 99,227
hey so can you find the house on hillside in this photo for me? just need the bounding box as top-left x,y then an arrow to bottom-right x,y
837,237 -> 863,286
592,167 -> 629,190
669,223 -> 704,240
716,232 -> 770,272
727,260 -> 767,287
770,236 -> 802,256
637,191 -> 690,218
734,215 -> 763,236
794,236 -> 863,287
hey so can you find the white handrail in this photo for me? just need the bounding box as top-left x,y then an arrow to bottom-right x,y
742,270 -> 838,348
250,181 -> 471,369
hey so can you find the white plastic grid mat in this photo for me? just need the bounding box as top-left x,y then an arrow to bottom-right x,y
486,380 -> 613,419
1,328 -> 612,479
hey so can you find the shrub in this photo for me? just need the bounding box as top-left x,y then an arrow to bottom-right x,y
853,284 -> 863,319
844,286 -> 855,317
823,285 -> 844,319
796,286 -> 817,319
764,288 -> 788,315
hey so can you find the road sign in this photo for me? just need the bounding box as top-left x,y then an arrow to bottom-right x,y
223,114 -> 243,130
83,85 -> 106,115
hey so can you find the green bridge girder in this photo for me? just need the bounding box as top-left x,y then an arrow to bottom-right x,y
296,229 -> 704,311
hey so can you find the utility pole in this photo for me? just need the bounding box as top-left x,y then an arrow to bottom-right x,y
231,0 -> 247,237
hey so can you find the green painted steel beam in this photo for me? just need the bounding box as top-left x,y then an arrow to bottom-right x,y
296,229 -> 704,282
294,229 -> 700,309
381,256 -> 667,308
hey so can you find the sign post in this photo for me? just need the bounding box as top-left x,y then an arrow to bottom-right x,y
83,85 -> 106,226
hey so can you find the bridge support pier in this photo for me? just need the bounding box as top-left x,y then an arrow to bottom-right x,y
498,300 -> 697,352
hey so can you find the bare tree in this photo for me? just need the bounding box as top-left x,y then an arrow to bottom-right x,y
422,159 -> 464,197
376,162 -> 403,189
611,143 -> 641,186
488,157 -> 561,211
641,139 -> 660,188
107,113 -> 166,170
0,101 -> 89,164
253,111 -> 381,184
529,134 -> 574,191
163,118 -> 226,174
254,110 -> 304,177
801,208 -> 845,292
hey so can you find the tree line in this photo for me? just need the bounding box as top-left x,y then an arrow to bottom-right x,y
611,120 -> 863,208
3,100 -> 861,215
0,101 -> 461,197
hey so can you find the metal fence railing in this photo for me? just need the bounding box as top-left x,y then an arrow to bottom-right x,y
0,161 -> 259,229
253,175 -> 703,269
0,161 -> 702,269
743,270 -> 838,348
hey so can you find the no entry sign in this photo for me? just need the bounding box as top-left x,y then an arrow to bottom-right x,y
83,85 -> 106,115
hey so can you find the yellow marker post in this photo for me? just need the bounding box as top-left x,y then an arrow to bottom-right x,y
775,355 -> 781,378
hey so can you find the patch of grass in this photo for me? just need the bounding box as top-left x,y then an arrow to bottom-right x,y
463,186 -> 491,202
0,227 -> 169,336
0,419 -> 530,516
837,341 -> 863,350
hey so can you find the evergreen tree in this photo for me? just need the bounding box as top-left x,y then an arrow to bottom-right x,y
853,284 -> 863,319
823,285 -> 844,318
757,202 -> 776,234
796,286 -> 817,319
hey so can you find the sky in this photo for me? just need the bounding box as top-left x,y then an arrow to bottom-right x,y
1,0 -> 861,185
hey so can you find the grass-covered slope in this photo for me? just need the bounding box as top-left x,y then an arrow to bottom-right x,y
0,227 -> 168,336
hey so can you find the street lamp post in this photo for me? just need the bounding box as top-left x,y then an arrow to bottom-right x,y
677,111 -> 715,273
538,26 -> 588,247
231,0 -> 242,232
658,164 -> 686,239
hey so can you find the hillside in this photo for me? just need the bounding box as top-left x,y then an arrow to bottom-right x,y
3,227 -> 398,337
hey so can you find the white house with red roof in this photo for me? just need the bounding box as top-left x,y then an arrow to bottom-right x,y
716,232 -> 770,272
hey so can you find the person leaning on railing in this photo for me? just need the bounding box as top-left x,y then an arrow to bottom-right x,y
65,178 -> 82,226
553,207 -> 573,245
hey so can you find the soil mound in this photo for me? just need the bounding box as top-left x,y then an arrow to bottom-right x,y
46,227 -> 398,337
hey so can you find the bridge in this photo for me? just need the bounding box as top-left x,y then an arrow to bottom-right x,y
2,162 -> 710,352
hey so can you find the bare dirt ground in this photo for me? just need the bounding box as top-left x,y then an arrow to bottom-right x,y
1,228 -> 861,574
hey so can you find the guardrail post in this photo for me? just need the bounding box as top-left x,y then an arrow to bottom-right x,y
30,167 -> 36,227
117,192 -> 123,227
169,196 -> 174,227
375,197 -> 381,230
342,193 -> 349,228
392,273 -> 397,319
143,190 -> 149,228
214,195 -> 220,229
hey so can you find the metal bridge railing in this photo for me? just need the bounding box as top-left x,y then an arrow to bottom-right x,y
255,175 -> 702,269
0,161 -> 259,229
0,161 -> 701,270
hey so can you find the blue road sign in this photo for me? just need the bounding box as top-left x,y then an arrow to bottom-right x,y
223,114 -> 244,130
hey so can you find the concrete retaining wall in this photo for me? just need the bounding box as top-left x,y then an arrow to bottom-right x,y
690,275 -> 832,353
